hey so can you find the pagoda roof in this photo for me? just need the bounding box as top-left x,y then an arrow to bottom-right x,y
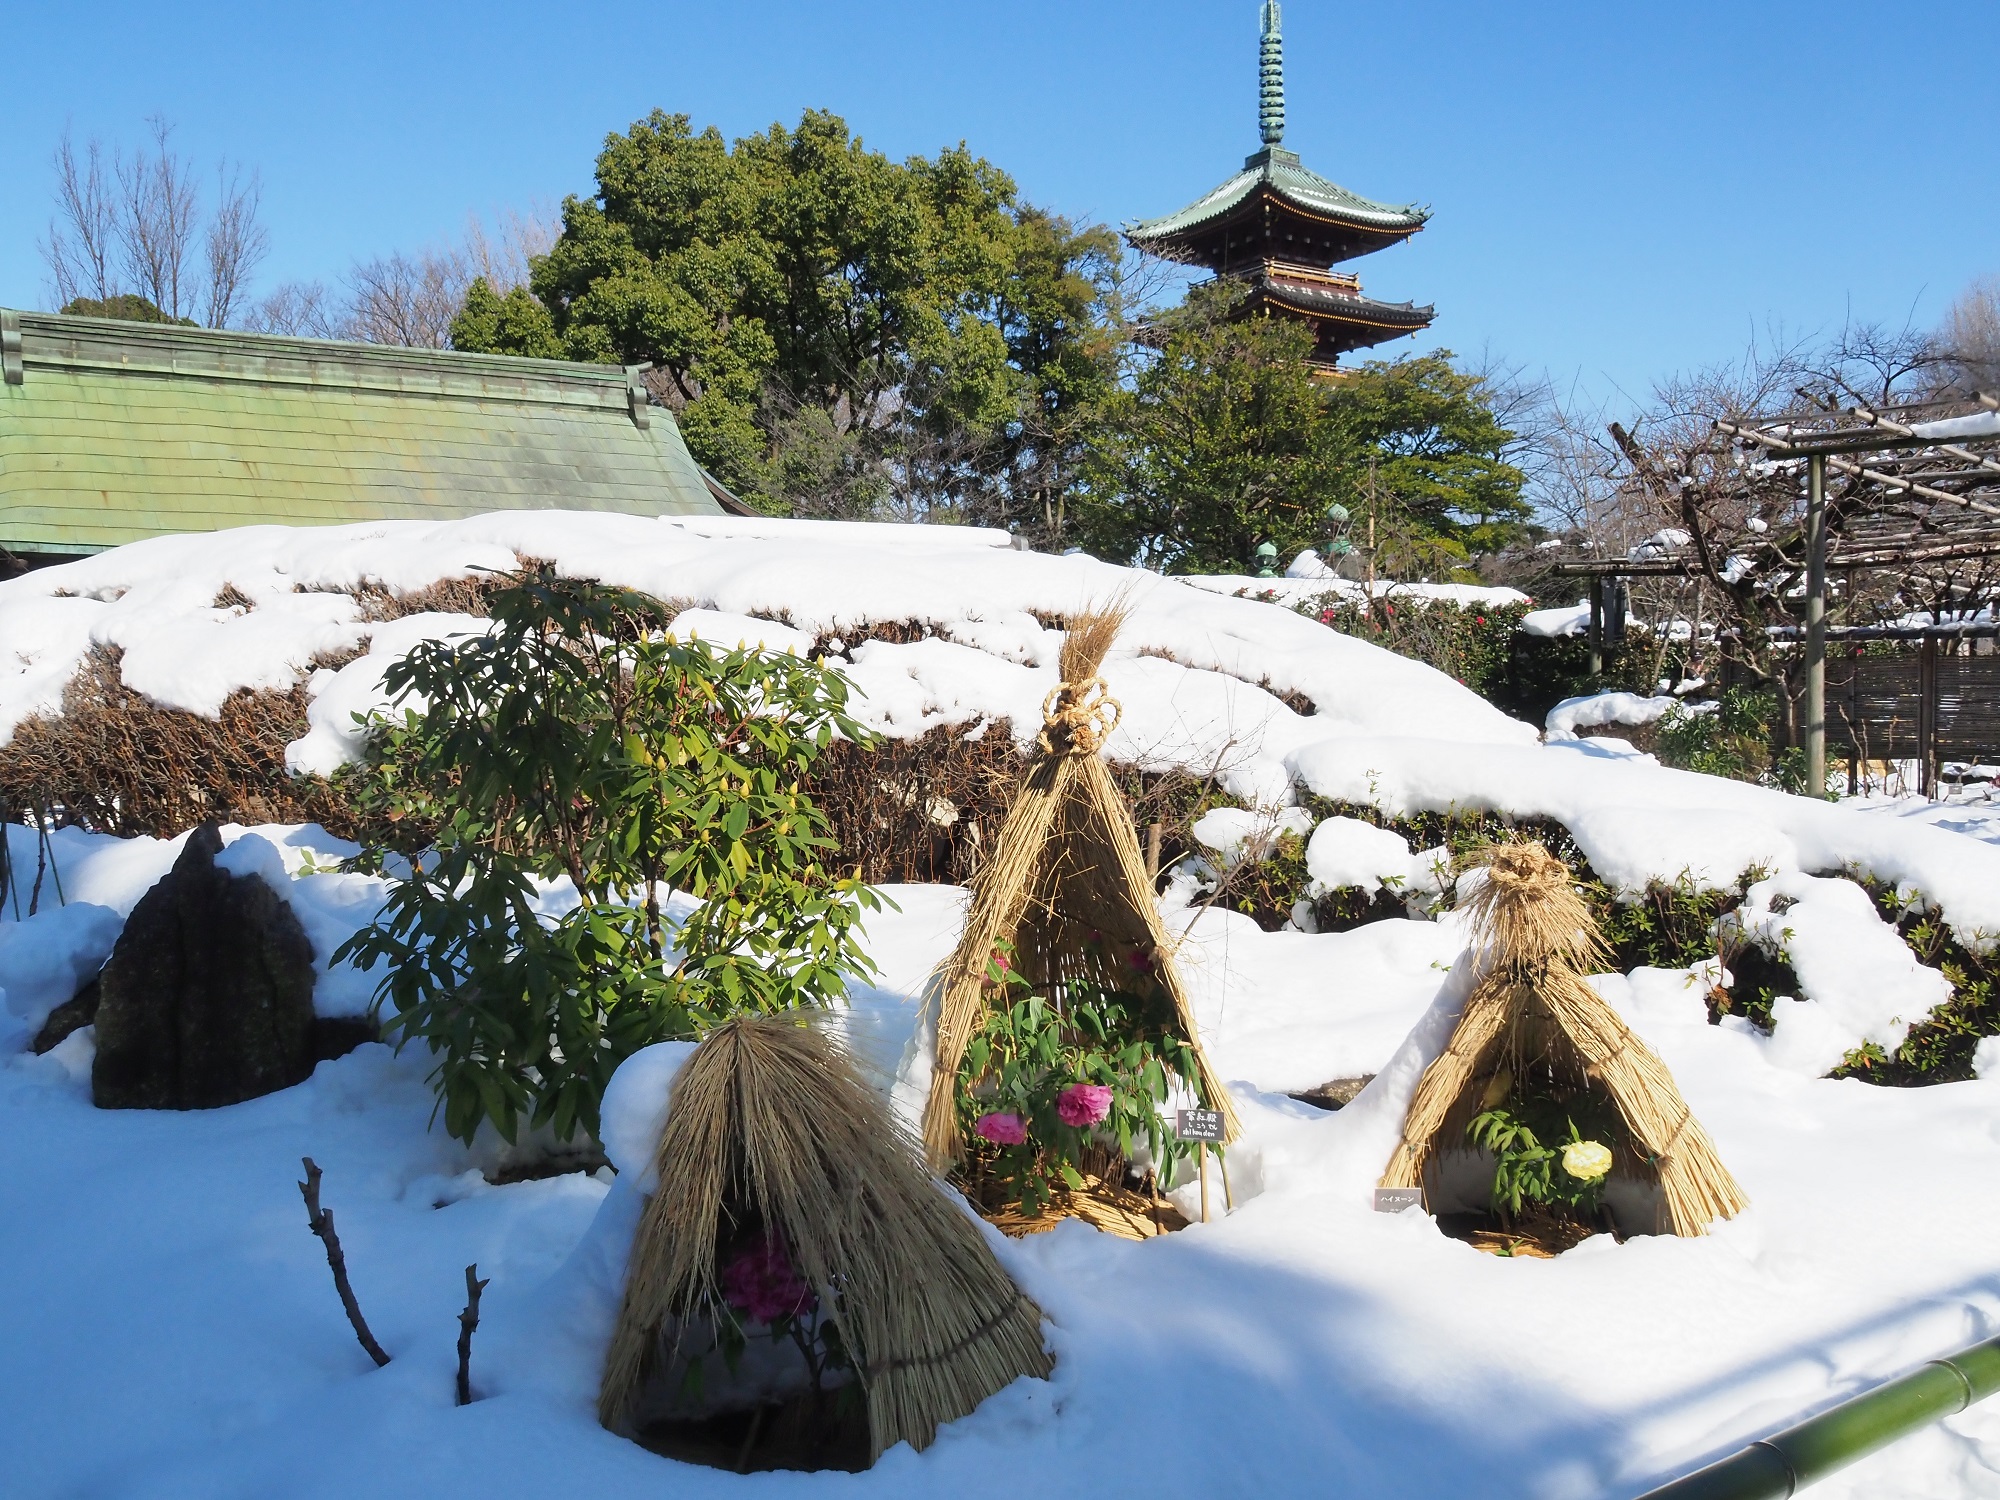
1233,263 -> 1432,364
1125,146 -> 1429,264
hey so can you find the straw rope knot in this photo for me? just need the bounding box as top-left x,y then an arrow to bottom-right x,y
1037,675 -> 1122,757
1483,843 -> 1570,894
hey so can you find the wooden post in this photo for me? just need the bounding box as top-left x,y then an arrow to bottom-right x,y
1847,643 -> 1862,796
1805,453 -> 1828,795
1919,633 -> 1939,800
1198,1144 -> 1210,1224
1145,821 -> 1162,886
1588,582 -> 1604,678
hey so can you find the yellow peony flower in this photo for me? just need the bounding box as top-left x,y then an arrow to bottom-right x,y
1561,1140 -> 1613,1181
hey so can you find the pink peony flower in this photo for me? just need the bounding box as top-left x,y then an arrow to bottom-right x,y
1057,1083 -> 1113,1127
721,1231 -> 815,1324
974,1112 -> 1028,1146
1126,947 -> 1154,972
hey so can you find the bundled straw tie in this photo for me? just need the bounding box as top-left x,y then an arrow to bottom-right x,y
1037,675 -> 1121,757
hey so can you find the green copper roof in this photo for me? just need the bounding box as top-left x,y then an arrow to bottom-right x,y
0,309 -> 721,557
1125,146 -> 1429,247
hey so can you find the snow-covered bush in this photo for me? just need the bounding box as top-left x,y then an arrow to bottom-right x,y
1833,885 -> 2000,1085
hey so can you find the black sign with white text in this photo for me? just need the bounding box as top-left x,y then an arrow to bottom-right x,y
1175,1108 -> 1225,1143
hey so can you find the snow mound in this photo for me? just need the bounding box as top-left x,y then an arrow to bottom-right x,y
1191,806 -> 1315,866
1303,816 -> 1420,896
598,1041 -> 698,1193
0,511 -> 1534,812
1545,691 -> 1681,741
1724,871 -> 1954,1075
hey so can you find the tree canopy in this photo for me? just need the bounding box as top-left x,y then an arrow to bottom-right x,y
1074,283 -> 1528,575
448,106 -> 1524,572
450,109 -> 1118,525
59,293 -> 196,326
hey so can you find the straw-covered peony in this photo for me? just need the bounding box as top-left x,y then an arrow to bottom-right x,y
974,1112 -> 1029,1145
1056,1082 -> 1113,1127
721,1231 -> 815,1324
1561,1140 -> 1614,1182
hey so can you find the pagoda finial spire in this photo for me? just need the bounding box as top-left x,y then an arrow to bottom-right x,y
1258,2 -> 1286,147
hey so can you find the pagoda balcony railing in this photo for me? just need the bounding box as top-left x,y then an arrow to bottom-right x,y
1259,259 -> 1364,294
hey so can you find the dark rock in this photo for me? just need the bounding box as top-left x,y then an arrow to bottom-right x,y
91,824 -> 318,1110
1289,1075 -> 1375,1112
309,1015 -> 378,1064
31,970 -> 102,1055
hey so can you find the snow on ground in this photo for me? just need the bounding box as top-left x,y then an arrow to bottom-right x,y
6,870 -> 2000,1498
6,514 -> 2000,1495
1845,788 -> 2000,850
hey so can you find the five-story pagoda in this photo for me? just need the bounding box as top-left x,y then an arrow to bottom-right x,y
1125,2 -> 1434,371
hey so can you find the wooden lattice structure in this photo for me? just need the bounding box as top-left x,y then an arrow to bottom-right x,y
1557,393 -> 2000,787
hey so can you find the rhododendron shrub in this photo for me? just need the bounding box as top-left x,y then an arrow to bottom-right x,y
955,939 -> 1203,1215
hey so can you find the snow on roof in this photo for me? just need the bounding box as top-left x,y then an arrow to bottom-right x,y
1910,409 -> 2000,441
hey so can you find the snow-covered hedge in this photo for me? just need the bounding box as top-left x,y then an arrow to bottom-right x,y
4,510 -> 1999,1073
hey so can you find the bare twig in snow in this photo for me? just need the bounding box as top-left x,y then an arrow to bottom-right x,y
455,1263 -> 488,1405
298,1156 -> 391,1367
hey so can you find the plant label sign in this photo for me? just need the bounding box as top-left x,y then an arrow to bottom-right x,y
1175,1108 -> 1224,1143
1373,1188 -> 1423,1214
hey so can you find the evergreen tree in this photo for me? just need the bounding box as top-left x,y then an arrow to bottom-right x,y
1076,283 -> 1527,574
451,108 -> 1118,527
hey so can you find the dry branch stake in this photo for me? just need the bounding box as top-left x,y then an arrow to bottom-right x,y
297,1157 -> 391,1367
456,1263 -> 488,1405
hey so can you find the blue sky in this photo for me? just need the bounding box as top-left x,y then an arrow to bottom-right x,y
2,1 -> 1993,410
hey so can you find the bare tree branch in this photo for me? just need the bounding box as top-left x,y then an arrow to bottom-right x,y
117,116 -> 203,322
244,280 -> 343,339
344,249 -> 470,348
42,131 -> 119,308
202,164 -> 269,330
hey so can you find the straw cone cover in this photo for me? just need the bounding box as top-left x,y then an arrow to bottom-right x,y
1379,841 -> 1747,1237
921,605 -> 1239,1168
599,1018 -> 1052,1462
